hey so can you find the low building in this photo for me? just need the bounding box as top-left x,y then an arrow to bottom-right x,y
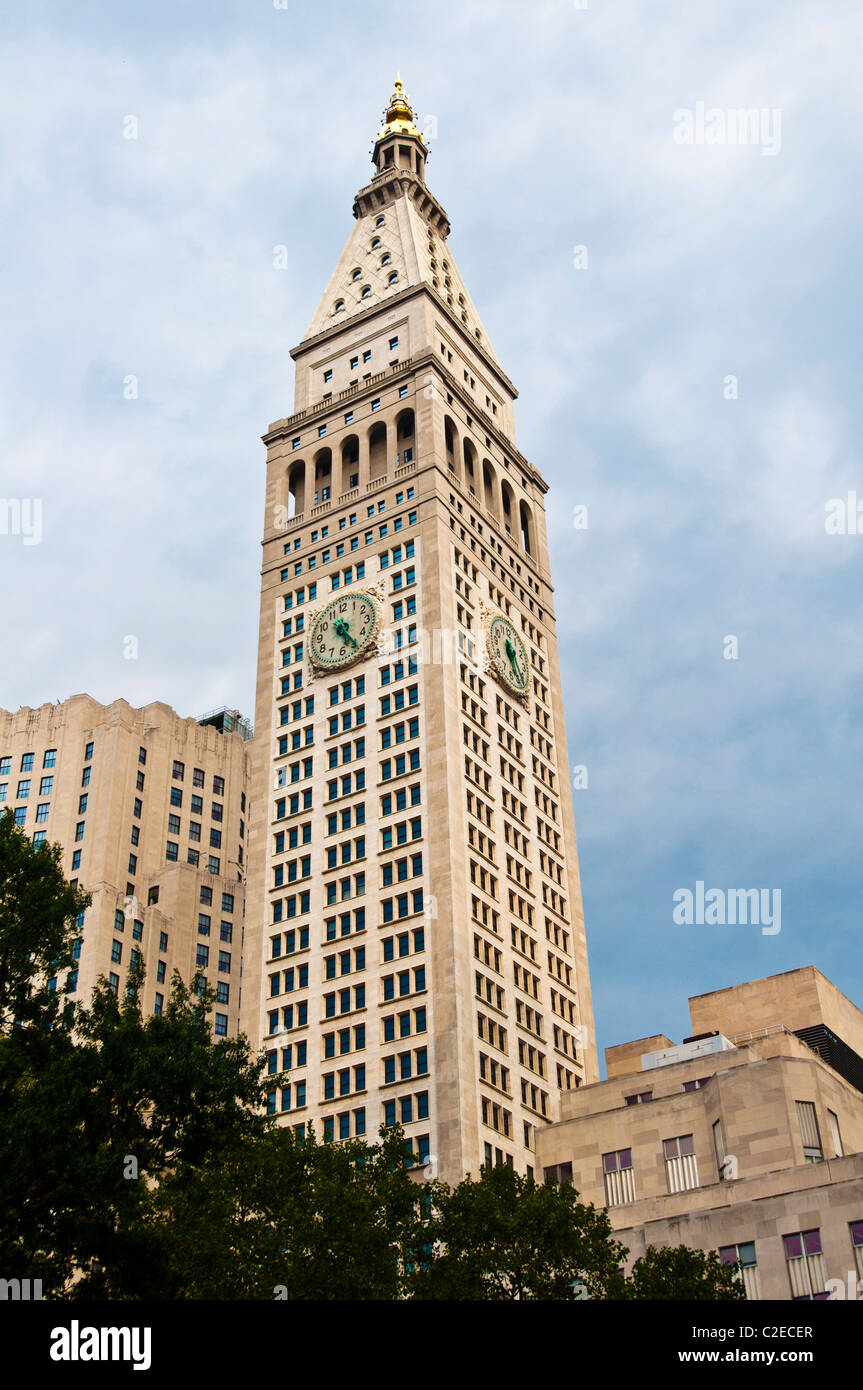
0,694 -> 251,1035
535,968 -> 863,1299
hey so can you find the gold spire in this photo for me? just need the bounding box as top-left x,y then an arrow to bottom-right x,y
376,73 -> 426,148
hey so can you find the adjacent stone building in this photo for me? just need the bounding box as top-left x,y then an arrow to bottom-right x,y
536,967 -> 863,1299
0,694 -> 251,1035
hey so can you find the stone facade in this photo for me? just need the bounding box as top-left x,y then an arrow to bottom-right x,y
241,79 -> 598,1182
0,694 -> 250,1035
535,968 -> 863,1299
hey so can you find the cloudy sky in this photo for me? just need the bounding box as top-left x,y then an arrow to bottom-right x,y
2,0 -> 861,1069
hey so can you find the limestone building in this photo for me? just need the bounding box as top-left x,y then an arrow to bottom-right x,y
0,694 -> 251,1034
536,968 -> 863,1300
241,78 -> 598,1182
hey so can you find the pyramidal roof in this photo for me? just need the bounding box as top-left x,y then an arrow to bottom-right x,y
302,78 -> 501,368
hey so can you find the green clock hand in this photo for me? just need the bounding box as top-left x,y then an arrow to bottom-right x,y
334,618 -> 358,649
505,636 -> 521,679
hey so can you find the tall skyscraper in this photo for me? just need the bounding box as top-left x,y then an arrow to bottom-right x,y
242,78 -> 598,1182
0,694 -> 250,1034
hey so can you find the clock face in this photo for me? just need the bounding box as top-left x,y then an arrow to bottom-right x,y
488,616 -> 530,695
309,592 -> 381,671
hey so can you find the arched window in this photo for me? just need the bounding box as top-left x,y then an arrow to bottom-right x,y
519,500 -> 535,556
482,459 -> 498,519
313,448 -> 332,506
387,271 -> 399,285
368,421 -> 388,482
340,435 -> 360,495
501,480 -> 515,535
334,299 -> 345,313
444,416 -> 459,480
361,285 -> 372,298
396,409 -> 415,466
463,439 -> 477,494
286,460 -> 306,519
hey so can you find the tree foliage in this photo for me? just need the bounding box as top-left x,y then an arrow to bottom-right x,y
0,812 -> 744,1301
622,1244 -> 747,1301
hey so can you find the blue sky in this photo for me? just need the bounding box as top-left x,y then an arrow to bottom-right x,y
1,0 -> 861,1070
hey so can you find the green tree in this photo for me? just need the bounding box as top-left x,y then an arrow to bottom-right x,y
0,806 -> 89,1028
410,1164 -> 628,1300
623,1244 -> 747,1300
0,814 -> 755,1304
149,1122 -> 434,1300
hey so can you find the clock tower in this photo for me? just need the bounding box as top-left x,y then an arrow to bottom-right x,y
242,78 -> 598,1182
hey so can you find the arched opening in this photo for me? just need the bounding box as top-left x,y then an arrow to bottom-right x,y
368,422 -> 388,482
501,480 -> 515,537
519,500 -> 535,556
396,408 -> 415,466
482,459 -> 498,519
340,435 -> 359,495
313,448 -> 332,506
286,460 -> 305,519
463,439 -> 477,496
444,415 -> 459,481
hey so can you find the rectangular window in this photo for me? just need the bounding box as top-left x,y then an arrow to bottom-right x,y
602,1149 -> 635,1206
796,1100 -> 823,1162
663,1134 -> 698,1193
783,1229 -> 828,1300
719,1242 -> 760,1300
